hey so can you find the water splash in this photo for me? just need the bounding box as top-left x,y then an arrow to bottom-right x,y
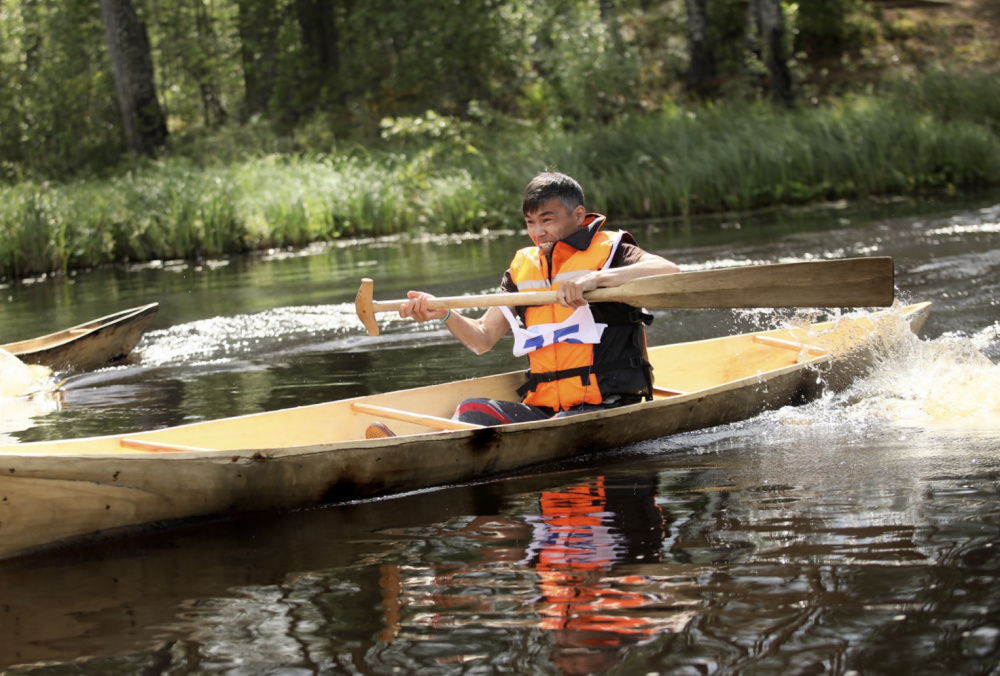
777,322 -> 1000,430
137,304 -> 361,366
0,347 -> 53,397
852,331 -> 999,427
0,393 -> 61,444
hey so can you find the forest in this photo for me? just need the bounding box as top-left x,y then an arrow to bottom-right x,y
1,0 -> 999,279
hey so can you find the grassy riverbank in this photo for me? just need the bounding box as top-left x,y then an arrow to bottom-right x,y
3,70 -> 1000,281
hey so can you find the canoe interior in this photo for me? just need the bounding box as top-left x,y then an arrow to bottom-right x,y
0,302 -> 931,458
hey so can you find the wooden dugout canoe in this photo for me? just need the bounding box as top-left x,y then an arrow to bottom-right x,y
2,303 -> 159,372
0,302 -> 930,560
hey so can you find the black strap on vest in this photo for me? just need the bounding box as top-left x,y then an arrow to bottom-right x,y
516,356 -> 652,399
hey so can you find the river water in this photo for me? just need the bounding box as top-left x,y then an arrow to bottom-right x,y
1,191 -> 999,674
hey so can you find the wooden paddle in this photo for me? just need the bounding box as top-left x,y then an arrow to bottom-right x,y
355,256 -> 894,335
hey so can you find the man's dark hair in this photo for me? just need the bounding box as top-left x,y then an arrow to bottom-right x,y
522,172 -> 585,215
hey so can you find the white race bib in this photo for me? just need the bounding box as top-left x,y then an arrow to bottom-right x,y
501,306 -> 606,358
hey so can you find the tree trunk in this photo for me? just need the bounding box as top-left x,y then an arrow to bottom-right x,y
599,0 -> 612,22
191,0 -> 228,127
236,0 -> 281,118
747,0 -> 793,107
684,0 -> 716,97
21,0 -> 42,72
294,0 -> 340,112
99,0 -> 168,156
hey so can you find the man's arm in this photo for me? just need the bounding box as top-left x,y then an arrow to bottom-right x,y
399,293 -> 510,355
558,252 -> 680,307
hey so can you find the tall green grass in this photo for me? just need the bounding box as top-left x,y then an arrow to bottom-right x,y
564,96 -> 1000,218
3,70 -> 1000,280
0,153 -> 493,278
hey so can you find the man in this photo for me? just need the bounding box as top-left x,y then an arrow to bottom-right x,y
398,172 -> 679,427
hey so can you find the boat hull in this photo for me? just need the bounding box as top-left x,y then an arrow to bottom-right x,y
2,303 -> 159,372
0,302 -> 931,559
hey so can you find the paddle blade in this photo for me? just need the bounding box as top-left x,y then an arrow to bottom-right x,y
355,278 -> 381,335
601,257 -> 895,309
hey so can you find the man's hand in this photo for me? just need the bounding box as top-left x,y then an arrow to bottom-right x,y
400,290 -> 449,322
556,272 -> 601,307
399,293 -> 510,356
555,254 -> 681,307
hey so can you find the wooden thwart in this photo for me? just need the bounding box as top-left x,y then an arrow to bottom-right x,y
652,386 -> 688,397
752,335 -> 827,356
352,402 -> 484,431
120,438 -> 217,453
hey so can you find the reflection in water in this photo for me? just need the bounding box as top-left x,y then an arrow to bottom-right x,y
141,473 -> 700,675
136,304 -> 361,367
374,476 -> 694,675
523,477 -> 691,674
0,414 -> 998,673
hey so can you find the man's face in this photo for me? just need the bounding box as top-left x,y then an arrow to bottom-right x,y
524,199 -> 586,254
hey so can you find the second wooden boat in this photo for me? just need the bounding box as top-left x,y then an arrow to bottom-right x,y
2,303 -> 159,372
0,302 -> 930,560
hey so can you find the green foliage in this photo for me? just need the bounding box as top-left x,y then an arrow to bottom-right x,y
0,0 -> 124,179
380,110 -> 474,146
5,67 -> 1000,281
794,0 -> 875,60
1,0 -> 995,187
146,0 -> 242,129
567,96 -> 1000,217
2,0 -> 1000,280
705,0 -> 751,81
882,70 -> 1000,133
0,0 -> 670,181
618,2 -> 688,104
519,0 -> 642,124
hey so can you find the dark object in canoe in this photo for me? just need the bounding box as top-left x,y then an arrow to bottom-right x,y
2,303 -> 159,372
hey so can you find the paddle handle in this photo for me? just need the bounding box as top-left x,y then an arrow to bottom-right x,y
370,289 -> 560,313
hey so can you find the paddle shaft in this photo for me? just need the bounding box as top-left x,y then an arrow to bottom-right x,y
369,290 -> 554,313
355,257 -> 894,335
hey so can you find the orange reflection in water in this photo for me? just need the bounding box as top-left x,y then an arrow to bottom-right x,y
376,476 -> 698,675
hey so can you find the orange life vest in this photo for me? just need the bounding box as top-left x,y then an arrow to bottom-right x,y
508,214 -> 653,411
